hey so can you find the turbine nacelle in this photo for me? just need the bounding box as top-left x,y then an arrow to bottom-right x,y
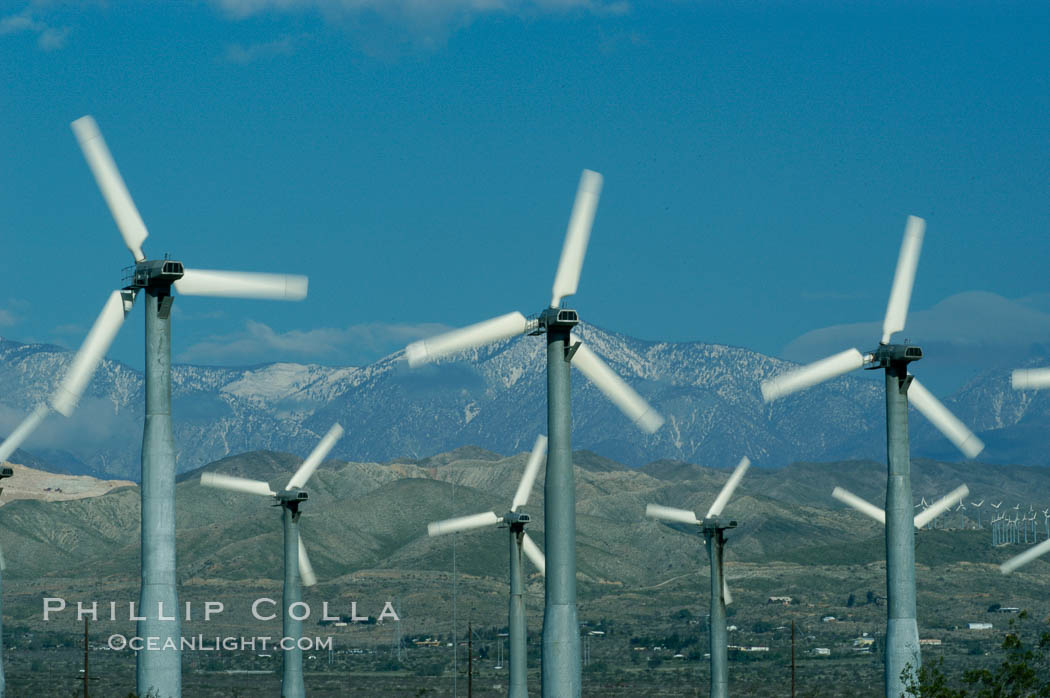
125,260 -> 186,289
702,517 -> 737,532
868,343 -> 923,367
276,489 -> 309,504
502,511 -> 532,527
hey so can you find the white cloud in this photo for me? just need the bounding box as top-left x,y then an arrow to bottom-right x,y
0,7 -> 70,51
225,35 -> 300,64
780,291 -> 1050,392
176,319 -> 453,365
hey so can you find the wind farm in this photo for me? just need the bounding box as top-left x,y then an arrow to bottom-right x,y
2,2 -> 1049,697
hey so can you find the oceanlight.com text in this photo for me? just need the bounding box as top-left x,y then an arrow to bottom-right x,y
107,634 -> 334,652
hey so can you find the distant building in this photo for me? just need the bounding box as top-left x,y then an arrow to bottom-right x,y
768,596 -> 793,605
741,646 -> 770,652
822,616 -> 837,623
969,623 -> 993,630
813,648 -> 831,656
919,639 -> 942,646
853,636 -> 874,648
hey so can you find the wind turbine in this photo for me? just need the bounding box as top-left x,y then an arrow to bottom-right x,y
403,170 -> 663,696
760,217 -> 985,698
645,456 -> 750,698
68,116 -> 309,697
200,423 -> 343,698
426,435 -> 548,698
972,500 -> 984,529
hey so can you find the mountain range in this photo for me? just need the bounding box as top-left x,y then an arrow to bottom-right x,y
2,325 -> 1050,481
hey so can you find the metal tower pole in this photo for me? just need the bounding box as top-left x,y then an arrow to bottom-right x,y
542,319 -> 581,697
282,503 -> 305,698
884,362 -> 920,698
0,552 -> 5,698
705,523 -> 730,698
508,526 -> 528,698
138,289 -> 181,698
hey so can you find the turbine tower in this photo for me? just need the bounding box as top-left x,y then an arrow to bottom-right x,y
68,116 -> 309,697
645,456 -> 750,698
427,436 -> 548,698
200,423 -> 343,698
403,170 -> 664,696
972,500 -> 984,529
760,217 -> 984,698
0,466 -> 12,698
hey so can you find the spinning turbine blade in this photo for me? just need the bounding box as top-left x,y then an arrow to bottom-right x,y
286,423 -> 344,490
521,532 -> 546,575
71,116 -> 149,262
0,403 -> 50,463
914,485 -> 969,529
405,312 -> 528,368
705,457 -> 750,519
551,169 -> 603,308
0,542 -> 5,571
761,348 -> 866,402
511,435 -> 547,512
881,216 -> 925,345
723,579 -> 733,606
174,269 -> 308,301
832,487 -> 885,524
200,472 -> 275,497
1012,368 -> 1050,390
427,511 -> 500,537
298,538 -> 317,587
51,291 -> 131,417
1001,538 -> 1050,574
569,337 -> 664,433
907,377 -> 985,459
646,503 -> 700,526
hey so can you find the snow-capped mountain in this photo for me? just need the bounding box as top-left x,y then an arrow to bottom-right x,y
0,326 -> 1043,479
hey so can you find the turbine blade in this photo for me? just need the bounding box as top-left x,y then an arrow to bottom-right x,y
286,423 -> 344,490
645,503 -> 700,526
511,435 -> 547,512
0,542 -> 5,571
831,486 -> 885,524
881,215 -> 925,344
914,485 -> 969,529
569,337 -> 664,433
200,472 -> 275,497
1012,368 -> 1050,390
705,457 -> 750,519
1001,538 -> 1050,574
427,511 -> 500,537
70,116 -> 149,262
405,312 -> 528,368
0,404 -> 50,463
723,579 -> 733,606
907,377 -> 985,459
760,348 -> 865,402
550,169 -> 603,308
51,291 -> 132,417
298,538 -> 317,587
521,532 -> 546,576
174,269 -> 308,301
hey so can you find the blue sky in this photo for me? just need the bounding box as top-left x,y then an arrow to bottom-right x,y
1,1 -> 1047,395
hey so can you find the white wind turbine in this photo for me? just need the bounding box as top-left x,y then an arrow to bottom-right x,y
403,169 -> 663,696
2,117 -> 311,698
426,436 -> 548,698
200,423 -> 343,698
760,217 -> 984,698
645,456 -> 750,698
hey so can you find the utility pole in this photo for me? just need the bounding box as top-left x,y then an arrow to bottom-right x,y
790,620 -> 795,698
84,616 -> 89,698
468,621 -> 473,698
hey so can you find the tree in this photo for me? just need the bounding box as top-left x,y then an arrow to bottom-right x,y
904,612 -> 1050,697
847,593 -> 856,608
